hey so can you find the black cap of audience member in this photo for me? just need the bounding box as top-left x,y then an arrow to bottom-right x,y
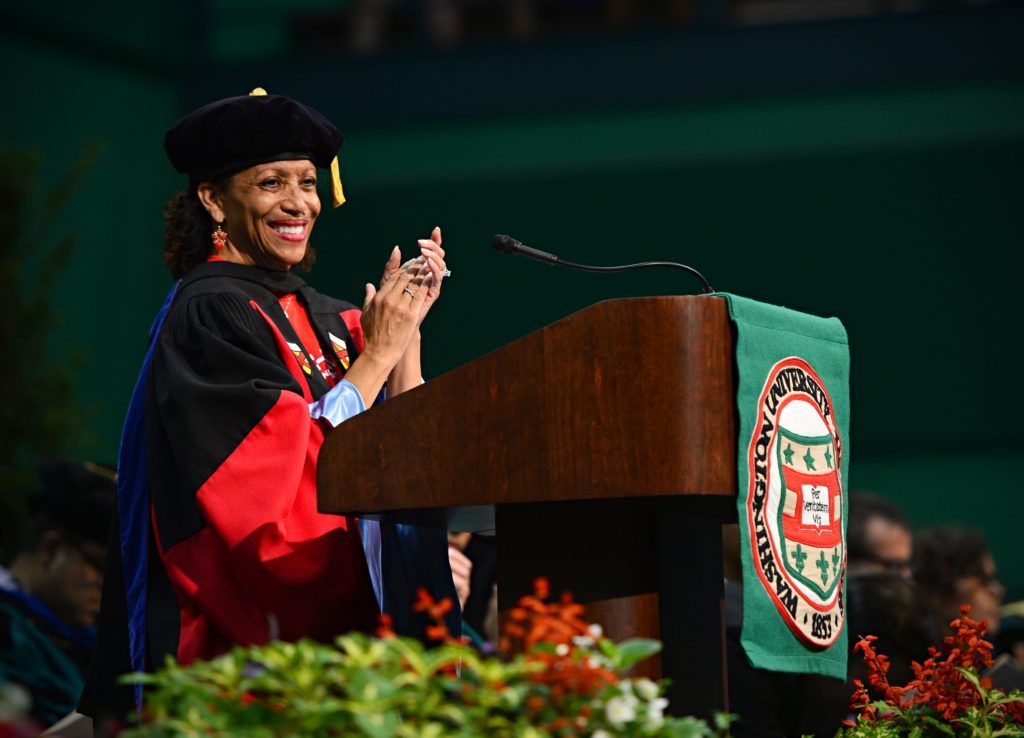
10,459 -> 116,629
914,527 -> 1005,639
29,460 -> 116,548
847,492 -> 913,577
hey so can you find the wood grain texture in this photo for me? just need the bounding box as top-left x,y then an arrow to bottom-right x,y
317,295 -> 737,514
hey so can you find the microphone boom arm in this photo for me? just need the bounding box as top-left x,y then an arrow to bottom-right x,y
492,233 -> 714,294
557,258 -> 713,294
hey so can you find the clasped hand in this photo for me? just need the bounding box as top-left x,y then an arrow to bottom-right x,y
360,226 -> 446,368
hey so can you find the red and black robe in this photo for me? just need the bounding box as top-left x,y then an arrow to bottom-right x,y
83,261 -> 456,718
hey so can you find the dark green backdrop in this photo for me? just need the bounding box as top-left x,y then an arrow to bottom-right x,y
2,3 -> 1021,598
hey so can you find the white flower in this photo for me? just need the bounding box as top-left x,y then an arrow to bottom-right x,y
588,623 -> 604,639
605,694 -> 639,727
644,710 -> 665,730
644,697 -> 670,730
556,643 -> 570,656
592,731 -> 614,738
572,634 -> 595,649
634,678 -> 659,700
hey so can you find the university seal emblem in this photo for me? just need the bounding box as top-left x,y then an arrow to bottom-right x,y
746,357 -> 845,649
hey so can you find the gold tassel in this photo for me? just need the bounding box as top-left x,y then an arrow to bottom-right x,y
330,156 -> 346,207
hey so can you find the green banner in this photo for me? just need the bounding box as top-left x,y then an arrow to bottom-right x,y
718,293 -> 850,679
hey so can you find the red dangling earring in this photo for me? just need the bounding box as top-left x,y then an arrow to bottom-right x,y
212,224 -> 228,251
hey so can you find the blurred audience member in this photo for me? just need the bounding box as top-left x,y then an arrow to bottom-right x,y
845,570 -> 933,687
461,533 -> 498,649
989,601 -> 1024,692
446,531 -> 499,652
447,532 -> 473,609
847,492 -> 912,578
914,526 -> 1005,642
0,460 -> 115,727
726,494 -> 932,738
728,569 -> 932,737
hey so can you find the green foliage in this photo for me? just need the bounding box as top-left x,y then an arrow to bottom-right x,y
120,633 -> 734,738
837,611 -> 1024,738
0,143 -> 100,560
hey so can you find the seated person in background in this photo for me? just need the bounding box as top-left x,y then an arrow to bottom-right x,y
725,496 -> 929,738
914,526 -> 1005,643
727,568 -> 932,738
0,460 -> 115,727
990,601 -> 1024,691
452,532 -> 498,651
845,570 -> 933,689
846,492 -> 913,578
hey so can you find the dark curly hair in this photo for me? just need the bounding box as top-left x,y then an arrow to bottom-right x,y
21,459 -> 116,551
163,183 -> 317,279
913,526 -> 991,607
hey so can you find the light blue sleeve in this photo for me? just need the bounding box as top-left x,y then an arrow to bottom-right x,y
307,379 -> 366,426
308,379 -> 384,609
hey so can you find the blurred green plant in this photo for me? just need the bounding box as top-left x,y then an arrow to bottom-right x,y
121,580 -> 734,738
0,142 -> 101,561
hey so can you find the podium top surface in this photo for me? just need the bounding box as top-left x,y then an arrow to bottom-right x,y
318,295 -> 737,517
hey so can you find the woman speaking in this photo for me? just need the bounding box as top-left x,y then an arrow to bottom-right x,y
82,90 -> 458,719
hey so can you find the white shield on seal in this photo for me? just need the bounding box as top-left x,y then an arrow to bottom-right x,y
773,398 -> 843,601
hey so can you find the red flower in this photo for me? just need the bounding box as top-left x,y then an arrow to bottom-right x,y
412,588 -> 458,644
1000,699 -> 1024,724
425,624 -> 450,642
526,695 -> 546,713
500,577 -> 621,709
849,603 -> 1024,732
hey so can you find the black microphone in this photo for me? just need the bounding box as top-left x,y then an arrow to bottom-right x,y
491,234 -> 714,294
490,234 -> 561,265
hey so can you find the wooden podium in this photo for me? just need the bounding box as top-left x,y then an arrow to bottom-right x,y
318,295 -> 738,718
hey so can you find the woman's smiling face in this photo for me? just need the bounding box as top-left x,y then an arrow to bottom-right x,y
202,159 -> 321,271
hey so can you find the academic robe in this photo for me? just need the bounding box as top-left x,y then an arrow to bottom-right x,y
0,567 -> 94,727
82,261 -> 458,718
